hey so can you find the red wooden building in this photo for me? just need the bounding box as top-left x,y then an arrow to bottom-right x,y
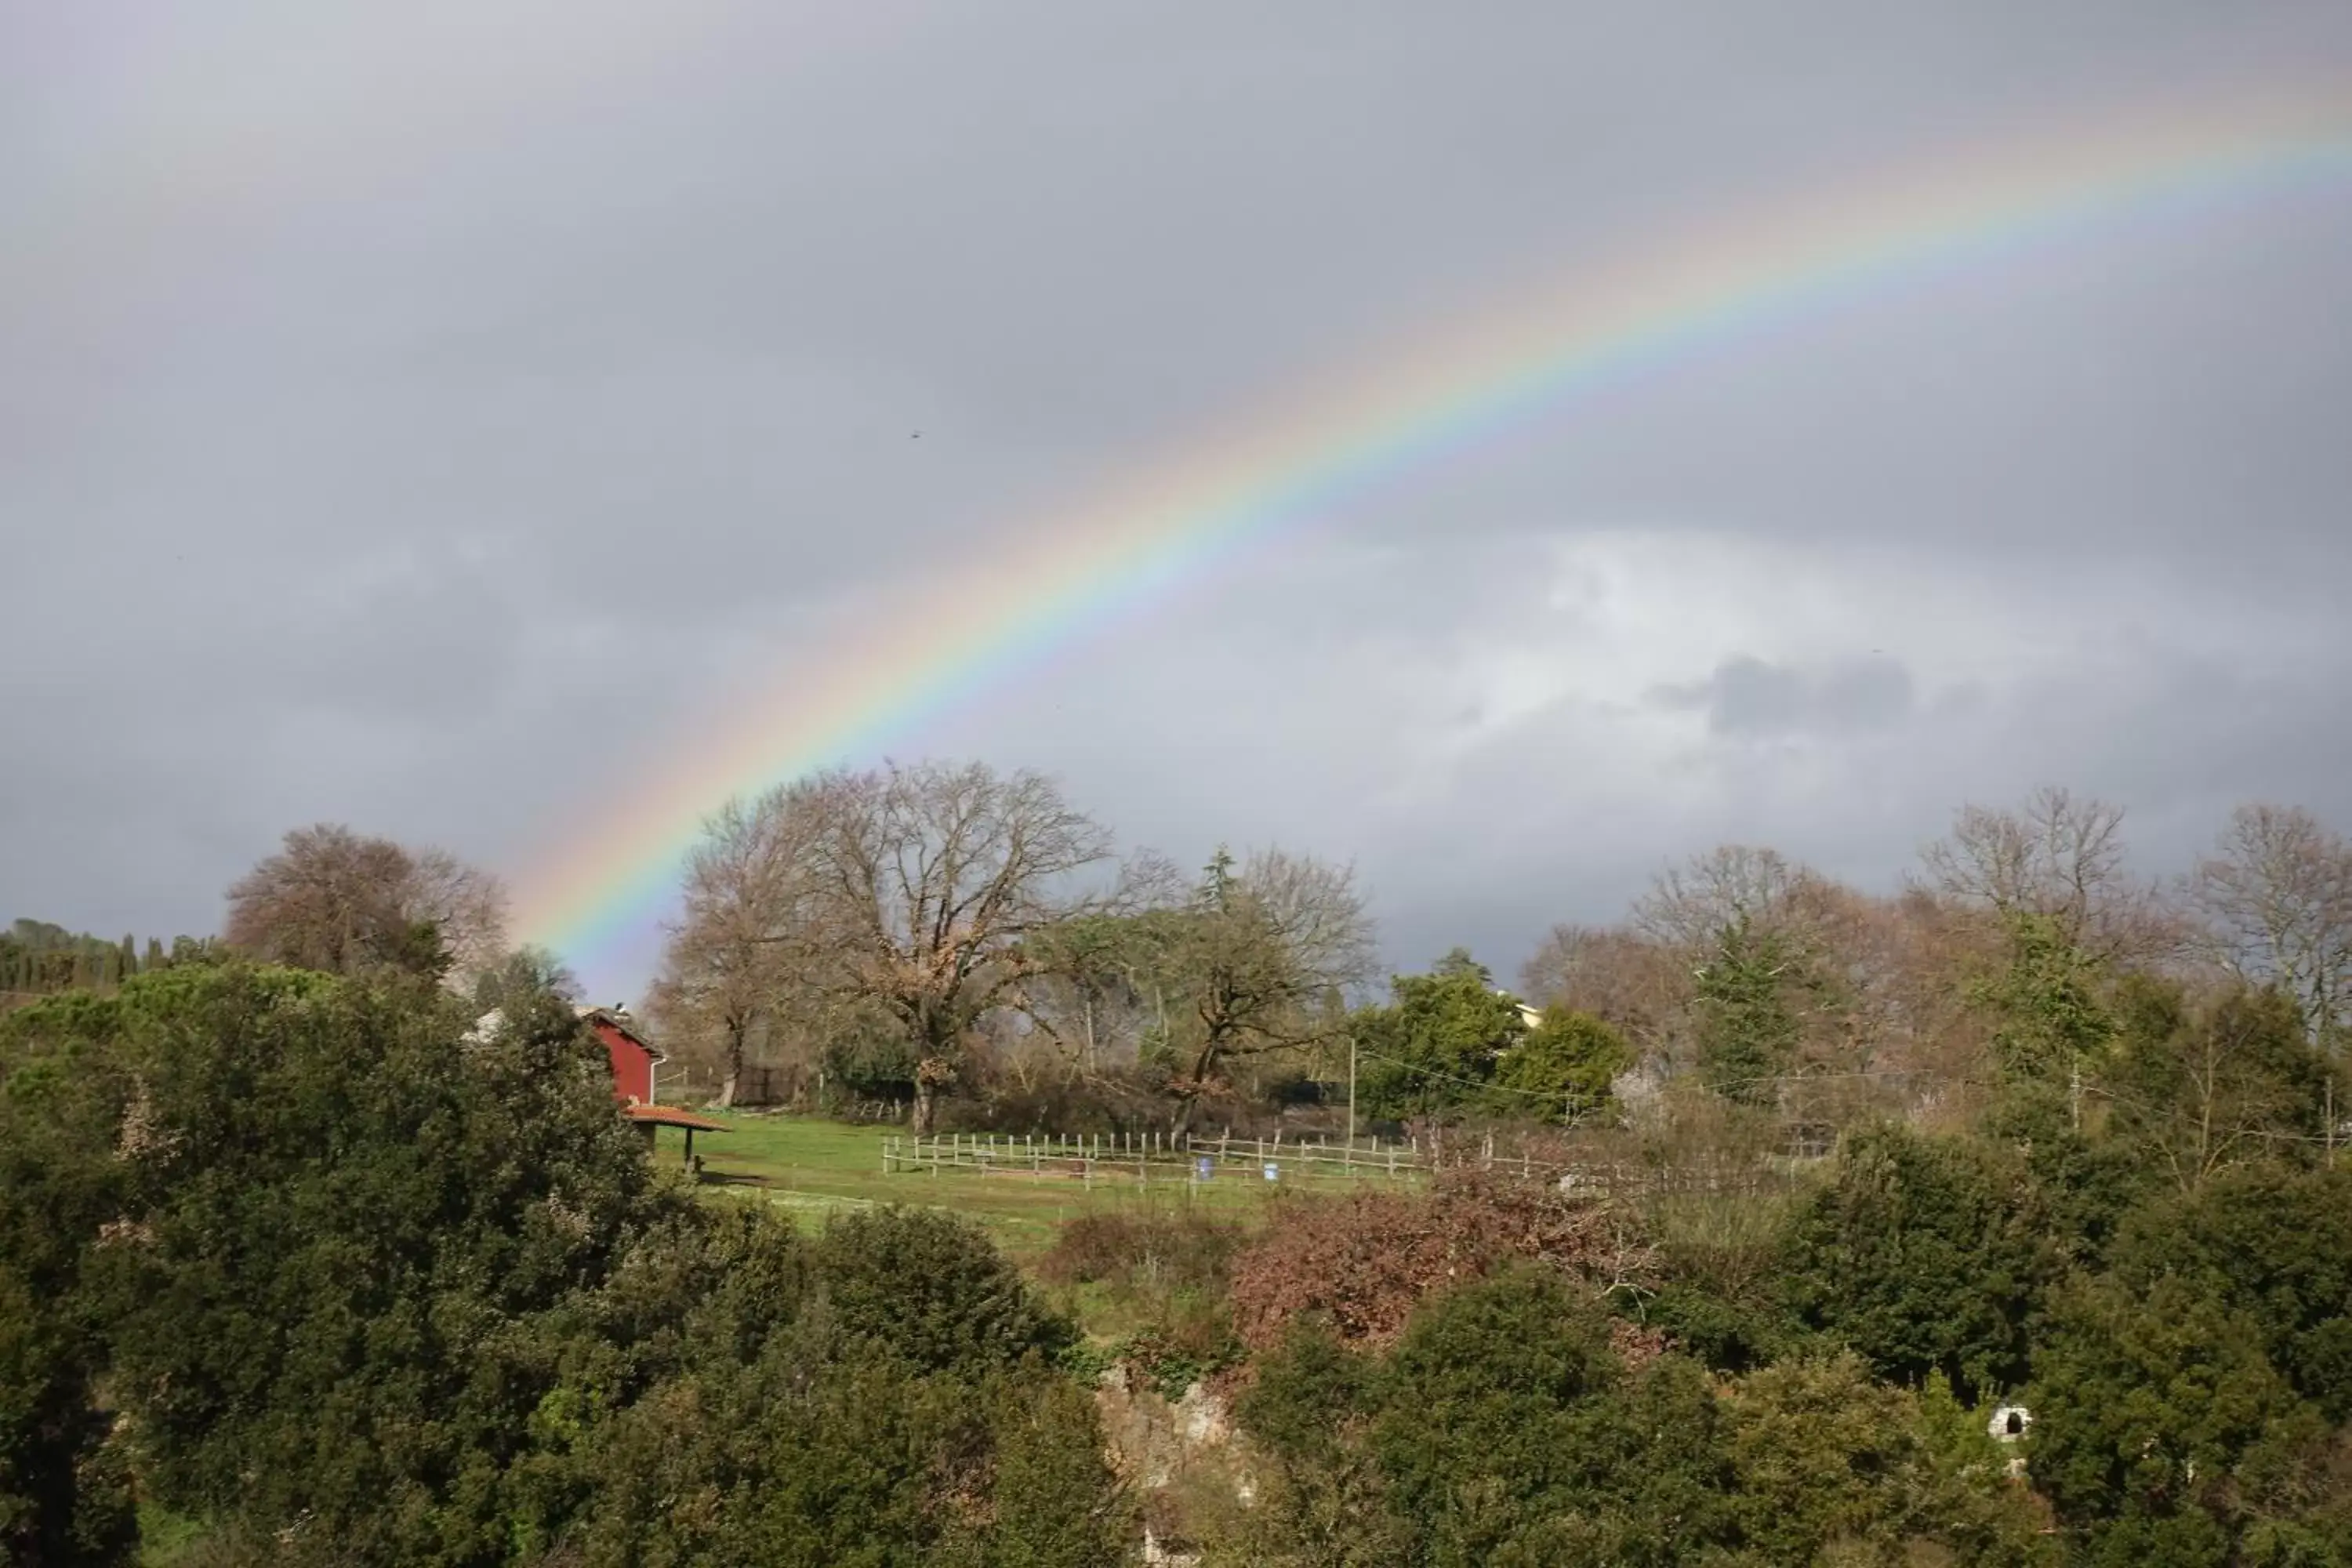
581,1004 -> 662,1106
576,1005 -> 727,1156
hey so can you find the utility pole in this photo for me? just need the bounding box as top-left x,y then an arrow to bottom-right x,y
1347,1029 -> 1358,1151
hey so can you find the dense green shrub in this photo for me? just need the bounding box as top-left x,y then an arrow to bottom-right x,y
0,966 -> 1123,1567
1229,1265 -> 2047,1566
1632,1191 -> 1809,1374
974,1374 -> 1137,1568
2107,1166 -> 2352,1423
1780,1123 -> 2058,1398
1722,1351 -> 2053,1565
811,1206 -> 1075,1378
1490,1009 -> 1633,1123
0,1264 -> 136,1566
2101,981 -> 2332,1192
34,968 -> 660,1557
2028,1275 -> 2343,1566
1350,954 -> 1530,1122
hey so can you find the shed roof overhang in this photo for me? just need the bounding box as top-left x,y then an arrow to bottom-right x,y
625,1104 -> 729,1133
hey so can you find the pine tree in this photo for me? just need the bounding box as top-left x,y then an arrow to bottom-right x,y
119,935 -> 139,978
1969,912 -> 2114,1131
1200,845 -> 1237,911
1694,915 -> 1805,1106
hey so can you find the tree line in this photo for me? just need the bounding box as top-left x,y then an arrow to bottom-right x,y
645,760 -> 1378,1131
13,771 -> 2346,1159
0,923 -> 215,1006
644,766 -> 2352,1151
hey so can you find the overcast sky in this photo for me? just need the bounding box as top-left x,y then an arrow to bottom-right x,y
5,1 -> 2350,1003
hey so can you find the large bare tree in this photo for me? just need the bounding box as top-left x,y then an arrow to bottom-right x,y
1631,844 -> 1819,953
224,824 -> 509,982
819,761 -> 1116,1129
647,787 -> 835,1106
407,847 -> 512,980
1517,922 -> 1690,1067
657,760 -> 1116,1129
1915,785 -> 2174,964
2189,803 -> 2352,1050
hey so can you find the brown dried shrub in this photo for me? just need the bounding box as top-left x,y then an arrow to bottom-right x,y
1227,1169 -> 1654,1354
1036,1208 -> 1248,1297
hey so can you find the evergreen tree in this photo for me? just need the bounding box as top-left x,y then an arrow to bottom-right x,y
1200,844 -> 1237,911
1694,915 -> 1804,1105
1779,1123 -> 2056,1399
1970,911 -> 2114,1131
1492,1009 -> 1633,1123
1351,956 -> 1528,1120
2029,1276 -> 2336,1560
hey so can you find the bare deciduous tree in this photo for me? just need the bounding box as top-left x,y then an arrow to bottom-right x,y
2189,804 -> 2352,1048
817,761 -> 1115,1131
657,760 -> 1116,1129
648,787 -> 834,1106
1517,923 -> 1690,1067
1828,887 -> 2002,1116
1915,785 -> 2175,964
224,824 -> 509,982
1632,844 -> 1814,952
409,848 -> 511,980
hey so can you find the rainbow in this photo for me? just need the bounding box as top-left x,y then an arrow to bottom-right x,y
514,80 -> 2352,977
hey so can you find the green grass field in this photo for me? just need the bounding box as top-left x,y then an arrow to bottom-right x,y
655,1112 -> 1410,1258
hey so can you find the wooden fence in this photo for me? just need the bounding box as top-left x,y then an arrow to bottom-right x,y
882,1131 -> 1422,1185
880,1129 -> 1819,1198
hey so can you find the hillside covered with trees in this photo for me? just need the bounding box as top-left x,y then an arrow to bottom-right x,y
5,771 -> 2351,1564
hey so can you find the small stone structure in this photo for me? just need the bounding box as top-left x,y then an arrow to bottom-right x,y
1987,1403 -> 2032,1479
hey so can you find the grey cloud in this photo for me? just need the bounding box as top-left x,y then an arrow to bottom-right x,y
1401,616 -> 2352,982
3,1 -> 2350,1001
1650,654 -> 1916,738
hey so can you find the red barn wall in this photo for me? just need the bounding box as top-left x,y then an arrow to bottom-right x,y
594,1020 -> 656,1105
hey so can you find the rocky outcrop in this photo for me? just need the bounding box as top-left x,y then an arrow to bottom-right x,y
1095,1363 -> 1254,1563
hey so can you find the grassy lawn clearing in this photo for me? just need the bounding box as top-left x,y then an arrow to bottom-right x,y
652,1111 -> 1413,1259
